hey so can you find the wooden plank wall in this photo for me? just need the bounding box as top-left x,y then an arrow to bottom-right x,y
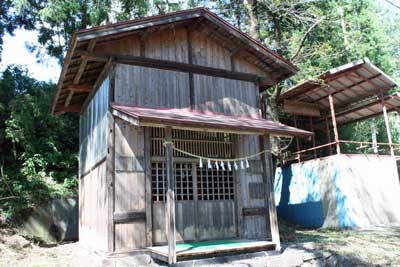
111,25 -> 263,116
113,118 -> 147,251
79,160 -> 108,252
79,76 -> 109,175
79,76 -> 110,252
193,75 -> 259,117
236,135 -> 271,240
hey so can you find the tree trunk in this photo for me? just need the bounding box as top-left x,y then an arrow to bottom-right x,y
245,0 -> 260,41
339,7 -> 349,50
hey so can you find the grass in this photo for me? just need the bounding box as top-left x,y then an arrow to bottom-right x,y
279,220 -> 400,266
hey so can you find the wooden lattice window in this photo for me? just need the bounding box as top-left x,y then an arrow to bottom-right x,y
151,128 -> 233,158
197,165 -> 234,200
151,162 -> 194,202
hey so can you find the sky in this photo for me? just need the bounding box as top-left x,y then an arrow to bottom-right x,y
0,0 -> 399,83
0,29 -> 60,83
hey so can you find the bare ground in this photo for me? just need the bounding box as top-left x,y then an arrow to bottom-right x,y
1,223 -> 400,267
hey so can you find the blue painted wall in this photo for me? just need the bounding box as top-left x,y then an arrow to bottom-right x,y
274,155 -> 400,229
275,161 -> 325,228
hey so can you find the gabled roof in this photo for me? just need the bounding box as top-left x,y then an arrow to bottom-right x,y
52,8 -> 298,114
111,103 -> 313,137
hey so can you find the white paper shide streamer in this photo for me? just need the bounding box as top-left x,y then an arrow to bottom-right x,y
165,141 -> 270,171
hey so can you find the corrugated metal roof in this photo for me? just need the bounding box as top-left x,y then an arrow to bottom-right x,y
278,58 -> 398,112
111,104 -> 313,137
333,92 -> 400,125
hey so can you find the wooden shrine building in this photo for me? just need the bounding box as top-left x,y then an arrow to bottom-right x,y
51,8 -> 312,264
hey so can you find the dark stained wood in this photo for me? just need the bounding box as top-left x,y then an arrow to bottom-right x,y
65,39 -> 97,107
243,207 -> 267,217
113,211 -> 146,223
67,84 -> 92,93
81,59 -> 113,113
81,51 -> 262,83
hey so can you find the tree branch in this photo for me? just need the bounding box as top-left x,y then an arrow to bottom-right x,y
291,16 -> 325,61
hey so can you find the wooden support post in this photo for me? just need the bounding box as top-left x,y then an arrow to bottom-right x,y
328,92 -> 341,154
325,117 -> 333,155
309,117 -> 317,158
293,115 -> 301,162
144,127 -> 153,246
106,112 -> 115,253
380,93 -> 394,156
165,126 -> 176,265
371,118 -> 378,154
261,134 -> 281,251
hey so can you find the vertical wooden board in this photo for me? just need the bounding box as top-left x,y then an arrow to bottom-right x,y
233,56 -> 267,77
152,203 -> 167,244
197,201 -> 236,240
114,172 -> 145,212
93,34 -> 141,56
235,134 -> 271,240
79,161 -> 108,252
243,216 -> 268,239
191,30 -> 231,70
152,202 -> 196,244
145,27 -> 188,63
175,202 -> 196,242
114,64 -> 190,109
115,222 -> 146,251
193,74 -> 259,116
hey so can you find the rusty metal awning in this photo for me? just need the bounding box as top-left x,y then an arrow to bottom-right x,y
111,103 -> 313,137
278,58 -> 398,112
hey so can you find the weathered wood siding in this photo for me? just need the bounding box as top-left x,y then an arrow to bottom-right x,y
114,65 -> 190,108
79,159 -> 108,252
78,76 -> 110,252
236,135 -> 270,240
79,77 -> 109,175
113,118 -> 147,251
193,75 -> 259,117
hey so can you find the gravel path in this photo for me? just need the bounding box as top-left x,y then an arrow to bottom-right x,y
1,226 -> 400,267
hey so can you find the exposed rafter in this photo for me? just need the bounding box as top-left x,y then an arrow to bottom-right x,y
64,39 -> 97,107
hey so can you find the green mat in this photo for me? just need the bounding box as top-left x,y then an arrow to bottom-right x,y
175,240 -> 257,250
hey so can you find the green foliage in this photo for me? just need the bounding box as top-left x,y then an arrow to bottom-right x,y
0,66 -> 78,221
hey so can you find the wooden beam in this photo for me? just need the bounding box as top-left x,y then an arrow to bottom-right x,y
113,211 -> 146,223
325,117 -> 333,155
165,126 -> 176,265
328,91 -> 341,154
80,51 -> 263,84
65,40 -> 97,108
81,59 -> 113,114
260,134 -> 280,251
66,84 -> 92,93
284,100 -> 320,117
380,93 -> 394,156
